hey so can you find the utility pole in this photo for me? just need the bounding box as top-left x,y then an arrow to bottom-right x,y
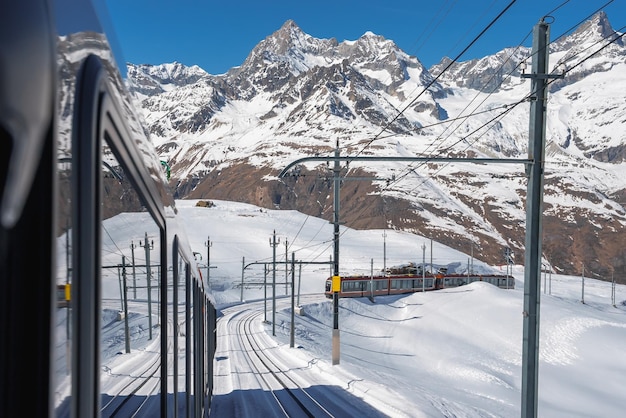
611,271 -> 616,307
430,236 -> 433,273
297,262 -> 302,307
505,247 -> 512,286
290,252 -> 295,348
470,241 -> 474,275
331,140 -> 341,365
269,231 -> 280,336
422,243 -> 426,292
382,231 -> 387,274
139,232 -> 154,340
122,256 -> 130,354
285,239 -> 289,294
520,18 -> 563,418
205,237 -> 212,285
130,241 -> 137,299
241,257 -> 245,303
370,258 -> 374,301
65,227 -> 71,375
264,264 -> 268,322
581,264 -> 585,304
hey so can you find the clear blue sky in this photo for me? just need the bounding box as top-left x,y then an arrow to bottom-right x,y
104,0 -> 623,75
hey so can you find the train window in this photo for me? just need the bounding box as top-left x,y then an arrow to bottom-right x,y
179,255 -> 194,416
102,146 -> 163,413
172,240 -> 194,416
351,280 -> 367,291
52,52 -> 172,417
54,139 -> 163,415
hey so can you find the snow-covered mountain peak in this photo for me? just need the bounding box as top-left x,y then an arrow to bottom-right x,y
238,20 -> 339,75
552,10 -> 620,54
548,11 -> 624,87
353,30 -> 394,50
124,12 -> 626,281
271,19 -> 326,53
126,61 -> 209,97
572,10 -> 616,40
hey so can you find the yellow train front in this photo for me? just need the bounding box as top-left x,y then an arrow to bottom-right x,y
325,270 -> 514,298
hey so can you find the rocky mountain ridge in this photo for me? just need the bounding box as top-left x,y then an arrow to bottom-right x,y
125,12 -> 626,281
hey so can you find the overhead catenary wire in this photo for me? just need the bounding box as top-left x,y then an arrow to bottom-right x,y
361,0 -> 615,181
277,1 -> 621,270
278,1 -> 523,270
351,0 -> 518,159
382,4 -> 623,193
381,41 -> 534,191
327,12 -> 625,253
549,0 -> 615,45
317,1 -> 523,222
275,1 -> 524,264
388,20 -> 626,198
406,0 -> 458,59
328,1 -> 525,209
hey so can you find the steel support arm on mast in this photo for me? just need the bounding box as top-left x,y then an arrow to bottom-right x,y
278,156 -> 531,178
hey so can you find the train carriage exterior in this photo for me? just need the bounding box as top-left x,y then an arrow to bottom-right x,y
325,270 -> 514,298
1,1 -> 216,417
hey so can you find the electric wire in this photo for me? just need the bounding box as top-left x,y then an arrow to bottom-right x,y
412,0 -> 459,59
328,1 -> 525,217
378,2 -> 621,194
280,1 -> 522,270
389,20 -> 625,200
549,0 -> 615,45
318,1 -> 524,247
276,1 -> 521,262
351,0 -> 518,159
326,10 -> 625,253
360,0 -> 614,183
381,37 -> 532,191
439,0 -> 502,64
543,0 -> 573,17
277,1 -> 620,270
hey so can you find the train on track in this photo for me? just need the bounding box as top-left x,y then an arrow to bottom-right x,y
325,264 -> 514,298
1,1 -> 216,417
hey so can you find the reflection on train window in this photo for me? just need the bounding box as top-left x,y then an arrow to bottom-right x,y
53,157 -> 73,413
99,147 -> 162,410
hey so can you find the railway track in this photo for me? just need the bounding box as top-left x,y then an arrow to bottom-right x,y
236,309 -> 336,417
212,295 -> 392,418
99,301 -> 180,418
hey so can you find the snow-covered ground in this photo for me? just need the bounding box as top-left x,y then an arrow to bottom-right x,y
56,199 -> 626,417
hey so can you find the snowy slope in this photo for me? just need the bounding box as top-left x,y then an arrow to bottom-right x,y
55,200 -> 626,417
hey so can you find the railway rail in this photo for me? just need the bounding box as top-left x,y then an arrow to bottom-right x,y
211,296 -> 392,417
237,309 -> 335,417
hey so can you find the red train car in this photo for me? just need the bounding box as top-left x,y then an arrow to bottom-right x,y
324,267 -> 514,298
